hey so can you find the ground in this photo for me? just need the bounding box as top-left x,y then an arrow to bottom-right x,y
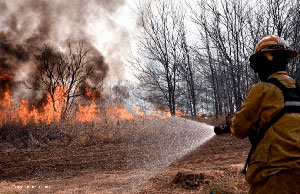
0,117 -> 251,194
138,133 -> 250,194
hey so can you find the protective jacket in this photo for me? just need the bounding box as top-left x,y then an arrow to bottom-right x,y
230,71 -> 300,185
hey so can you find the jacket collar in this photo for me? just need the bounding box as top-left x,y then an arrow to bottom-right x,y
267,71 -> 288,80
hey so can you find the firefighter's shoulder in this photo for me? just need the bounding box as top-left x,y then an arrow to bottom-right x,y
247,81 -> 281,96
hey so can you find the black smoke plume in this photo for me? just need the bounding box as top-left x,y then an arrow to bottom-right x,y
0,0 -> 126,104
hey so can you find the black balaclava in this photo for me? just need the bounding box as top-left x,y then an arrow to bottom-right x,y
250,51 -> 289,82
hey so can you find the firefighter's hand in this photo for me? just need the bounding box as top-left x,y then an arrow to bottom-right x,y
214,124 -> 231,135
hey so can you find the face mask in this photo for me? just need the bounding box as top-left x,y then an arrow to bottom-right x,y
250,51 -> 289,73
250,55 -> 273,73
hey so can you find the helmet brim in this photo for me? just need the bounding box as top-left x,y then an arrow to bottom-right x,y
250,49 -> 299,60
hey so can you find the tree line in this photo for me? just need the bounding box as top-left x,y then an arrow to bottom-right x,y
132,0 -> 300,117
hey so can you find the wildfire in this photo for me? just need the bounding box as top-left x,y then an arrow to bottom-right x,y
85,87 -> 100,102
153,108 -> 171,119
134,106 -> 145,118
0,74 -> 181,126
0,87 -> 14,125
0,72 -> 13,81
0,85 -> 67,125
175,109 -> 184,117
107,106 -> 135,120
76,103 -> 98,122
0,83 -> 138,125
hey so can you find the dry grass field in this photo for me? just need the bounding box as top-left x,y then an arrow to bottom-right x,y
0,116 -> 250,194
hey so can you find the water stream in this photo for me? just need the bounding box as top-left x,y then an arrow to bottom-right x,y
113,117 -> 215,193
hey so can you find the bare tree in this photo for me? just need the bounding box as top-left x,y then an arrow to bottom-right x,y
132,0 -> 300,116
282,0 -> 300,83
132,0 -> 185,115
27,43 -> 103,120
267,0 -> 293,38
189,0 -> 300,116
112,84 -> 130,106
177,18 -> 198,116
190,0 -> 255,115
28,45 -> 64,112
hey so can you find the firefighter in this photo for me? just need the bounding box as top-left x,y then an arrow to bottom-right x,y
230,35 -> 300,194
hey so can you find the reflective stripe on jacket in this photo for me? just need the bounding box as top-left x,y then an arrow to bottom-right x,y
230,71 -> 300,185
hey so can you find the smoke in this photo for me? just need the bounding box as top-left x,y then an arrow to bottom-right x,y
0,0 -> 128,101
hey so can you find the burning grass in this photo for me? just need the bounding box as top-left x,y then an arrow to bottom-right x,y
0,82 -> 141,125
0,75 -> 175,150
0,84 -> 180,151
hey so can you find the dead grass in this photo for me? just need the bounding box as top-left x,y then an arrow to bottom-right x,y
136,133 -> 251,194
0,119 -> 159,150
0,117 -> 250,193
0,114 -> 224,151
136,165 -> 248,194
183,114 -> 227,126
0,181 -> 21,194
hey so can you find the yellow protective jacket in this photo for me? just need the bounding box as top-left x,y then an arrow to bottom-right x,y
230,71 -> 300,185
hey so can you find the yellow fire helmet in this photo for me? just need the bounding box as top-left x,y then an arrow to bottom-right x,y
251,35 -> 298,60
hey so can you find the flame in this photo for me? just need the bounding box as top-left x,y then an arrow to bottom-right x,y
17,100 -> 31,125
0,73 -> 182,126
85,87 -> 100,102
0,85 -> 67,125
107,106 -> 135,120
0,72 -> 15,125
152,108 -> 183,118
76,102 -> 98,122
153,109 -> 171,119
40,86 -> 66,123
175,109 -> 184,117
0,72 -> 13,80
134,106 -> 145,117
0,86 -> 14,125
197,113 -> 204,117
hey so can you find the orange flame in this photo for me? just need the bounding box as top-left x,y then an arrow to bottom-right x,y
85,87 -> 100,102
0,85 -> 67,125
40,86 -> 66,123
175,109 -> 184,117
0,73 -> 184,126
107,106 -> 135,120
17,100 -> 31,125
134,106 -> 145,117
0,87 -> 14,125
76,102 -> 98,122
153,109 -> 171,119
0,73 -> 13,81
